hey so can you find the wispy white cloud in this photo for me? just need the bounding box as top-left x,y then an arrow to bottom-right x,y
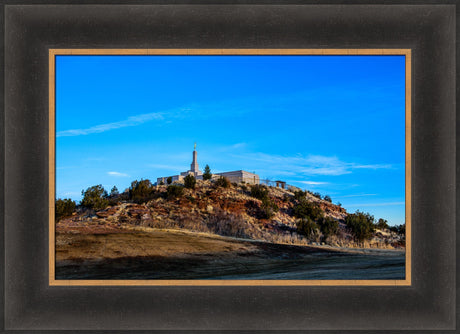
55,89 -> 325,139
299,155 -> 391,176
230,143 -> 246,149
230,152 -> 393,177
56,98 -> 253,138
107,171 -> 130,177
297,181 -> 329,185
353,164 -> 393,170
57,112 -> 165,137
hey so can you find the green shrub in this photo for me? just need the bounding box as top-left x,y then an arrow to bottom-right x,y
166,176 -> 173,185
313,192 -> 322,199
297,217 -> 319,239
215,176 -> 231,188
250,184 -> 269,200
318,216 -> 339,239
389,223 -> 405,235
261,197 -> 279,219
184,174 -> 196,189
129,179 -> 155,203
293,190 -> 306,201
166,184 -> 184,199
203,164 -> 212,180
110,186 -> 119,197
293,199 -> 323,221
345,211 -> 375,242
399,224 -> 406,235
376,218 -> 389,230
249,184 -> 279,219
55,198 -> 76,221
81,185 -> 109,210
323,195 -> 332,203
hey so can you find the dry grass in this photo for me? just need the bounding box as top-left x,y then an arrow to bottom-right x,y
56,230 -> 260,262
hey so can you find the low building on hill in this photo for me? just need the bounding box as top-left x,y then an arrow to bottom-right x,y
213,170 -> 259,185
156,144 -> 259,185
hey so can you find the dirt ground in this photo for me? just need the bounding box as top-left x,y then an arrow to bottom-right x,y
55,230 -> 405,280
56,229 -> 262,260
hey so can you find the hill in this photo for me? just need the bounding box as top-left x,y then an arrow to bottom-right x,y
57,180 -> 405,250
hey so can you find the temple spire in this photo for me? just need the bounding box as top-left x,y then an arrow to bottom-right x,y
190,143 -> 199,173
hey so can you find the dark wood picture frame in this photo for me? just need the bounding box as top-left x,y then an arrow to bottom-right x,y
2,2 -> 456,332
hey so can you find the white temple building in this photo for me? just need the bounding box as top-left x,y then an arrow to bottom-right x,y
156,144 -> 259,185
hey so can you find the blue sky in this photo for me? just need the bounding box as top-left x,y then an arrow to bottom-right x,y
56,55 -> 406,226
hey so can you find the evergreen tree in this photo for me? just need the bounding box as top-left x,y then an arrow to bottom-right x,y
345,211 -> 375,242
110,186 -> 119,197
129,179 -> 155,202
55,198 -> 76,221
81,185 -> 109,210
203,164 -> 212,180
376,218 -> 389,230
184,174 -> 196,189
167,184 -> 184,199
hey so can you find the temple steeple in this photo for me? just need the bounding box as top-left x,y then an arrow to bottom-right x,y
157,143 -> 259,186
190,143 -> 200,174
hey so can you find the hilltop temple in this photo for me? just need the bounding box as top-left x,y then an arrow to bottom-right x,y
156,144 -> 260,185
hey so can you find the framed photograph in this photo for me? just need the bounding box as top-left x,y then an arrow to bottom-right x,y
3,2 -> 456,332
50,49 -> 410,286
